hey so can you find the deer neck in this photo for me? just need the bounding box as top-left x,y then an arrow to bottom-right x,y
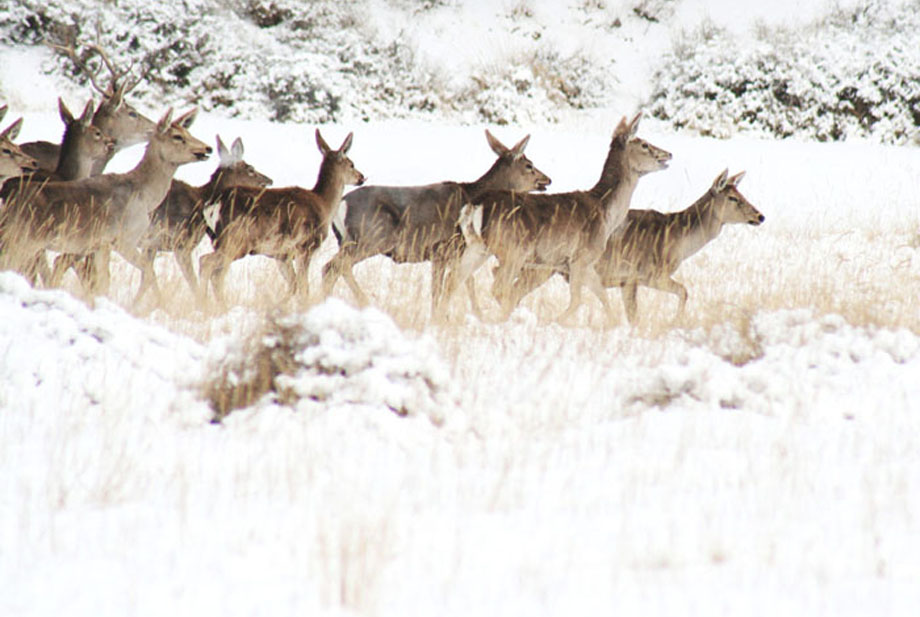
673,191 -> 723,261
312,159 -> 348,220
128,143 -> 182,214
200,167 -> 228,204
462,158 -> 507,200
54,129 -> 93,181
589,142 -> 639,237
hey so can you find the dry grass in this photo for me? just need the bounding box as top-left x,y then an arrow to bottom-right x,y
12,218 -> 920,351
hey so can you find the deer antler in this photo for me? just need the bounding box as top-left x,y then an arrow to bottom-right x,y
48,32 -> 142,101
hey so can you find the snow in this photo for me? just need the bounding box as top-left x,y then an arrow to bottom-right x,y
2,1 -> 920,616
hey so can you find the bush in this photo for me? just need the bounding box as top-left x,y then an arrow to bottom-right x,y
648,2 -> 920,144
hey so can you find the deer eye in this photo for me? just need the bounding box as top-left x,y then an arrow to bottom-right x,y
2,148 -> 10,155
128,110 -> 137,118
172,135 -> 185,142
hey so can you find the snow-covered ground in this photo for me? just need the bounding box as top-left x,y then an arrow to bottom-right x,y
2,1 -> 920,616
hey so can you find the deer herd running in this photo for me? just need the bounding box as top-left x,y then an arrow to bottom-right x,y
0,44 -> 765,327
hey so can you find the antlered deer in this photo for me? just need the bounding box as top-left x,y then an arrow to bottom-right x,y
199,129 -> 364,304
0,108 -> 211,298
321,130 -> 551,317
447,113 -> 671,323
593,169 -> 763,324
133,135 -> 273,300
21,42 -> 154,175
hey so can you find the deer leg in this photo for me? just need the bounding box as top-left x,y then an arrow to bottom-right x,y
130,248 -> 162,305
584,267 -> 616,326
323,245 -> 369,305
275,256 -> 298,296
558,264 -> 587,324
506,266 -> 554,309
23,252 -> 51,287
648,277 -> 688,320
198,250 -> 233,306
174,247 -> 200,297
491,258 -> 528,321
116,245 -> 160,305
621,282 -> 639,325
443,242 -> 489,317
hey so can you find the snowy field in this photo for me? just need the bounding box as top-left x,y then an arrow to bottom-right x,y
3,1 -> 920,616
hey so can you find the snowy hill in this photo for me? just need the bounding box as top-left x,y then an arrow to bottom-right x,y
2,0 -> 918,142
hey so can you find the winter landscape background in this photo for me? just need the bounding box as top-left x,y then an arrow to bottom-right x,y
1,1 -> 919,616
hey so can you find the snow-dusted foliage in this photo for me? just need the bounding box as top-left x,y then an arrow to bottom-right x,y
649,1 -> 920,144
205,299 -> 456,425
0,0 -> 618,125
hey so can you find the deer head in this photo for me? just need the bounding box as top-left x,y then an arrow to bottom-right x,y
0,117 -> 41,180
149,108 -> 212,166
613,112 -> 672,176
316,129 -> 365,187
213,135 -> 273,189
710,169 -> 764,226
484,129 -> 551,192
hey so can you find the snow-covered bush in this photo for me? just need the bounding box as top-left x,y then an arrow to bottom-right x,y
648,1 -> 920,144
0,0 -> 616,124
204,299 -> 456,425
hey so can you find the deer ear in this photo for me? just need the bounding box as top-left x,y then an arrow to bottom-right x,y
173,108 -> 198,129
727,171 -> 746,186
338,131 -> 354,155
315,129 -> 332,155
1,117 -> 23,141
231,137 -> 244,160
712,169 -> 730,191
79,99 -> 95,127
510,134 -> 531,158
156,108 -> 174,134
612,116 -> 630,142
59,98 -> 74,125
485,129 -> 509,157
216,134 -> 229,161
628,111 -> 642,137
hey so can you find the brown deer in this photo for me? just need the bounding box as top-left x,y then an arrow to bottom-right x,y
21,43 -> 154,174
134,135 -> 273,301
199,129 -> 364,304
321,130 -> 551,317
446,113 -> 671,323
592,169 -> 763,324
0,108 -> 211,299
0,109 -> 40,183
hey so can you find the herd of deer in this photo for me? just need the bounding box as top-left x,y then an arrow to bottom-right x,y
0,44 -> 765,326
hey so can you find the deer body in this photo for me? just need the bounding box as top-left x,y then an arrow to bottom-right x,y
135,136 -> 272,299
199,130 -> 364,304
595,169 -> 764,324
448,114 -> 671,323
321,130 -> 550,316
0,109 -> 211,296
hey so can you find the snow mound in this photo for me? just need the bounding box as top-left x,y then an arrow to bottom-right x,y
205,298 -> 457,426
628,309 -> 920,416
0,272 -> 209,424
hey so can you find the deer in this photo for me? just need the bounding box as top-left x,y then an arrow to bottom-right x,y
590,169 -> 764,325
0,108 -> 212,300
321,130 -> 551,317
1,98 -> 115,192
0,109 -> 41,184
20,42 -> 154,175
445,113 -> 671,324
133,135 -> 273,301
198,129 -> 365,305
